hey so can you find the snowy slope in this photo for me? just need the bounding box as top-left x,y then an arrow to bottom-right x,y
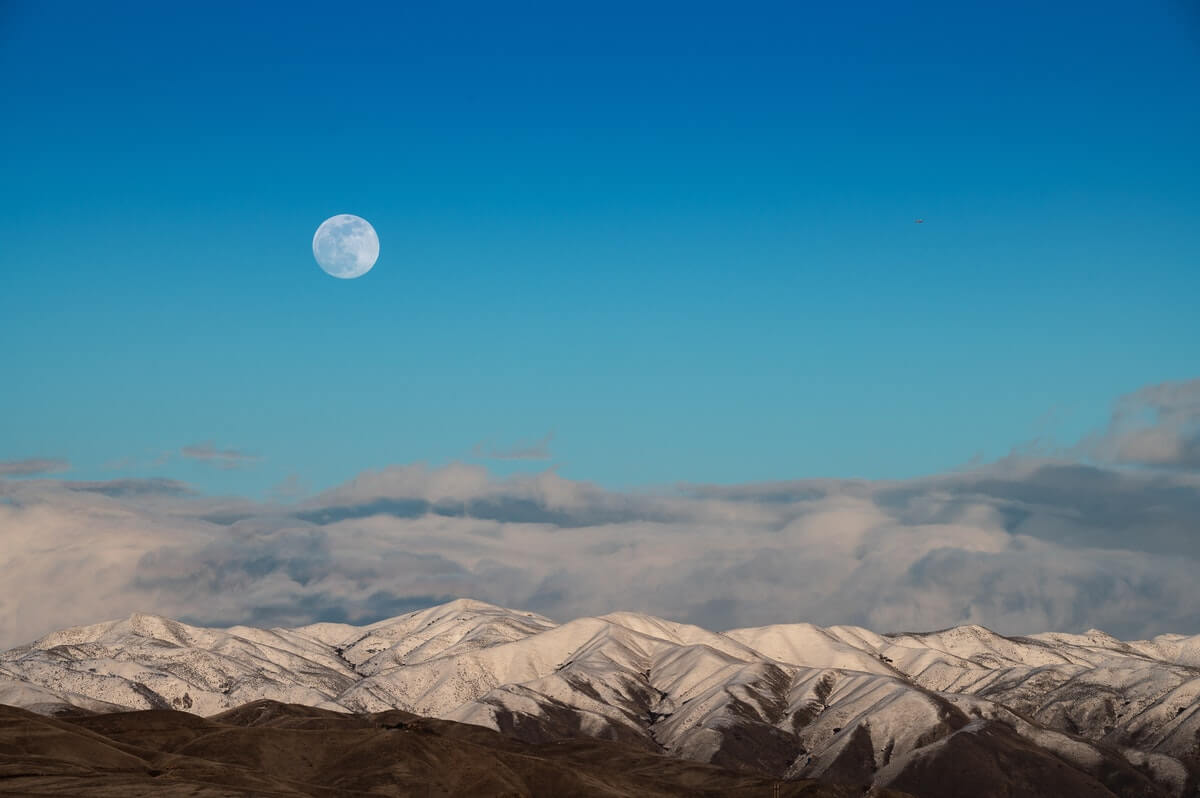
2,598 -> 1198,797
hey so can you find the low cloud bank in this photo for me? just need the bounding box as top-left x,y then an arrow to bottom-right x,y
1,379 -> 1198,648
2,459 -> 1198,648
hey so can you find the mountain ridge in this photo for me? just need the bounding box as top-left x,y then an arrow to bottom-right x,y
3,598 -> 1198,797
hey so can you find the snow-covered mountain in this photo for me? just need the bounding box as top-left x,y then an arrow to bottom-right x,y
3,598 -> 1198,797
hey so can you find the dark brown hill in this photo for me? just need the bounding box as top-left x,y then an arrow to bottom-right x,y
0,701 -> 910,797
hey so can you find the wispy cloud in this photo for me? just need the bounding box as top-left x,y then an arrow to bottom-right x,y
0,457 -> 69,478
64,478 -> 194,499
269,474 -> 311,502
472,432 -> 555,461
1091,378 -> 1200,470
179,442 -> 262,470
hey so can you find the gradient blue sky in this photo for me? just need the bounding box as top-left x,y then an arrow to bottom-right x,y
2,1 -> 1198,497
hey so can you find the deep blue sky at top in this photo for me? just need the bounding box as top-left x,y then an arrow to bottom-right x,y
1,1 -> 1198,496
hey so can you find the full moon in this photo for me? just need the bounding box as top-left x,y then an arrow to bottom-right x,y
312,214 -> 380,279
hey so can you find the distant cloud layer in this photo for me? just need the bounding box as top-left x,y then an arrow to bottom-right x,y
1,379 -> 1198,649
0,458 -> 69,477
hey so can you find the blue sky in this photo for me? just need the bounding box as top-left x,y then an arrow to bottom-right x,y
2,1 -> 1198,497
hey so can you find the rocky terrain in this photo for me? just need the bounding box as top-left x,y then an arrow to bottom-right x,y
2,598 -> 1198,796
